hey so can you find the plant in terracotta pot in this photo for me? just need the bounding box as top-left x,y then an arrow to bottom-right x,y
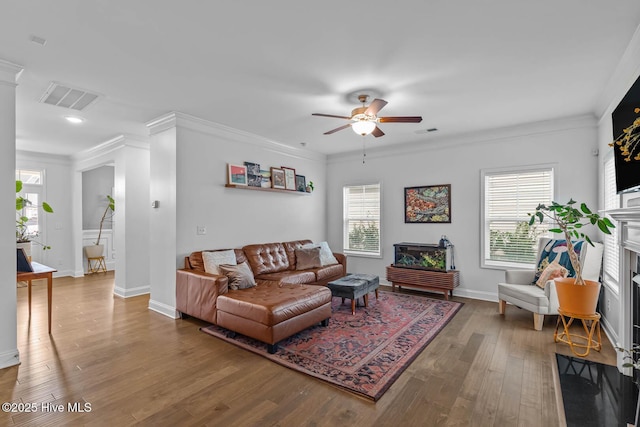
84,195 -> 115,258
16,180 -> 54,253
529,199 -> 615,314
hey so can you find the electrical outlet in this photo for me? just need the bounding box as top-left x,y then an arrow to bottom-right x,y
196,225 -> 207,235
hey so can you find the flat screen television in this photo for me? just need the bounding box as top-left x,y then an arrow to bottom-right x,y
612,74 -> 640,194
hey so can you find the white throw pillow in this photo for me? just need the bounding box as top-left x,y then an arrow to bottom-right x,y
202,249 -> 237,275
302,241 -> 338,266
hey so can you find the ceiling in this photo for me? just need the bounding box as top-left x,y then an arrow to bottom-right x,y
3,1 -> 640,157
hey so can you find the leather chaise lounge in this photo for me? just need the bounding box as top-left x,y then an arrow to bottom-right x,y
176,239 -> 346,353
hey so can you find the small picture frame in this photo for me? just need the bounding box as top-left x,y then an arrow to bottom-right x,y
271,167 -> 286,189
295,174 -> 306,192
244,161 -> 260,176
244,162 -> 262,187
282,167 -> 296,191
228,164 -> 248,186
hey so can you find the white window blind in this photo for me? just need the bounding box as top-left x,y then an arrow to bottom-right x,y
603,156 -> 619,289
343,183 -> 381,256
483,167 -> 553,267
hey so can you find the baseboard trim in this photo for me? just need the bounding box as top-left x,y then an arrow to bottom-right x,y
113,285 -> 150,298
0,348 -> 20,369
148,299 -> 179,319
452,288 -> 497,302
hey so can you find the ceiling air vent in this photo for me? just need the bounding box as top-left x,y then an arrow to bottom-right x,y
39,82 -> 101,111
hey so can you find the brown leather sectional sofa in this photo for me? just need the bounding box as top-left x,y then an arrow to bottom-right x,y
176,239 -> 346,353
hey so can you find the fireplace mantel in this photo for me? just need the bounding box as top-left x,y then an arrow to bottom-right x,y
609,206 -> 640,375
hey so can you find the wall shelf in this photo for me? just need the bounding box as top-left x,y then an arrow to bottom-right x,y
225,184 -> 310,195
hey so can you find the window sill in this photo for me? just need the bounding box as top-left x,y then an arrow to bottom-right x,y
344,251 -> 382,259
482,259 -> 536,271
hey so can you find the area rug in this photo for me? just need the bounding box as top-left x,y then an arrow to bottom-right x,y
200,291 -> 462,401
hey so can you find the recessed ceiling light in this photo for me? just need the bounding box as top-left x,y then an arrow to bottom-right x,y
65,116 -> 84,124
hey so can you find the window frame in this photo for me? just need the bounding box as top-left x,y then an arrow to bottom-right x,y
481,164 -> 555,270
602,152 -> 620,293
343,182 -> 382,258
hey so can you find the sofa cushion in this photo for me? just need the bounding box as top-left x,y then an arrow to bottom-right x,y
219,261 -> 257,290
189,248 -> 246,272
217,282 -> 331,325
302,241 -> 339,266
202,249 -> 237,275
243,242 -> 290,275
282,239 -> 313,270
315,263 -> 345,281
255,270 -> 316,284
295,247 -> 322,270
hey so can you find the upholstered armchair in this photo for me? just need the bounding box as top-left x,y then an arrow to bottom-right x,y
497,237 -> 603,330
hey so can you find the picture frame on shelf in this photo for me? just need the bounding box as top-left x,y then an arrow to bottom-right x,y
271,167 -> 286,189
228,164 -> 248,186
282,166 -> 296,190
295,174 -> 306,192
404,184 -> 451,223
260,169 -> 271,188
244,162 -> 262,187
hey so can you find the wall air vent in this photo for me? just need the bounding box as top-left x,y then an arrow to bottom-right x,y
39,82 -> 101,111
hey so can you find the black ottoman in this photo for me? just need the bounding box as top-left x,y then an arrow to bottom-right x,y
327,273 -> 380,315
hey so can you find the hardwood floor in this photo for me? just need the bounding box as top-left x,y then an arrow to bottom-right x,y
0,273 -> 617,426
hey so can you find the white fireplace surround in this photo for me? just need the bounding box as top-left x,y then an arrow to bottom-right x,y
609,205 -> 640,375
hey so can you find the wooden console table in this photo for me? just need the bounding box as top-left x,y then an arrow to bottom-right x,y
17,262 -> 57,334
386,265 -> 459,300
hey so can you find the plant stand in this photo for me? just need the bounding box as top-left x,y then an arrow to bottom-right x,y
87,256 -> 107,274
554,308 -> 602,357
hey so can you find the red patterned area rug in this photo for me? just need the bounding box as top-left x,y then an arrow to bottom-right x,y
200,290 -> 463,401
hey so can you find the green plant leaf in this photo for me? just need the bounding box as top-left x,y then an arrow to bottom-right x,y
580,203 -> 591,214
597,219 -> 611,234
549,228 -> 562,233
603,217 -> 615,228
16,180 -> 22,193
585,235 -> 593,245
42,202 -> 53,213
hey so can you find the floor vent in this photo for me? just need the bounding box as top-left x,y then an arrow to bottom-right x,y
39,82 -> 101,111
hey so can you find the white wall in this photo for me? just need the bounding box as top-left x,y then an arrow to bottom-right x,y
0,59 -> 22,369
148,113 -> 327,317
16,151 -> 75,277
327,115 -> 600,301
82,165 -> 114,230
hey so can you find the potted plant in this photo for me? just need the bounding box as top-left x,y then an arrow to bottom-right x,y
529,199 -> 615,314
84,195 -> 115,258
16,180 -> 54,256
306,181 -> 314,193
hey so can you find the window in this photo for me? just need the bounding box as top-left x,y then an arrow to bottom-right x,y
16,169 -> 45,242
482,166 -> 554,268
343,183 -> 381,256
603,155 -> 620,290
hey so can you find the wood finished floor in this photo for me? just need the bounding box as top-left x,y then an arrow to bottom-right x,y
0,272 -> 617,426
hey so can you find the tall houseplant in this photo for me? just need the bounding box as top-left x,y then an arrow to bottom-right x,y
529,199 -> 614,314
16,180 -> 53,252
85,195 -> 114,258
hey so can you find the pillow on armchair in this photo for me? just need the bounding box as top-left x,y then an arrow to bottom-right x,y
532,239 -> 584,284
535,259 -> 568,288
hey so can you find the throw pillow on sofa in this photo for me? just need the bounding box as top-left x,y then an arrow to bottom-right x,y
202,249 -> 237,275
302,241 -> 338,266
295,247 -> 322,270
219,261 -> 257,290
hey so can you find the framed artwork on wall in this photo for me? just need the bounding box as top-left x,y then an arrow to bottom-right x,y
228,164 -> 248,186
295,174 -> 306,192
282,167 -> 296,190
404,184 -> 451,223
271,167 -> 286,189
244,161 -> 262,187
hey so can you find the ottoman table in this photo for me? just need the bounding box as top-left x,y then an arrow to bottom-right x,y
327,273 -> 380,315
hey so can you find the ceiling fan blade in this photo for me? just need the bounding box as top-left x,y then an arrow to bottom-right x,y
324,123 -> 352,135
372,126 -> 385,138
365,98 -> 388,116
312,113 -> 351,120
378,116 -> 423,123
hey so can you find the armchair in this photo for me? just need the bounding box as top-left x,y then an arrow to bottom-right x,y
497,237 -> 603,330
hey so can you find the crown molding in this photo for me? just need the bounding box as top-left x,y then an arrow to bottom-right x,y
73,133 -> 149,163
16,150 -> 72,165
328,113 -> 597,164
146,111 -> 326,163
0,59 -> 23,85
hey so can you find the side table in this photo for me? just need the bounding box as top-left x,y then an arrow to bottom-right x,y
17,261 -> 57,334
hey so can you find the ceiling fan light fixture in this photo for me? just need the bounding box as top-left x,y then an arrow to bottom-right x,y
352,120 -> 376,136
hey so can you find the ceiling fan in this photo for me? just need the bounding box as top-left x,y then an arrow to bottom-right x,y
312,94 -> 422,137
